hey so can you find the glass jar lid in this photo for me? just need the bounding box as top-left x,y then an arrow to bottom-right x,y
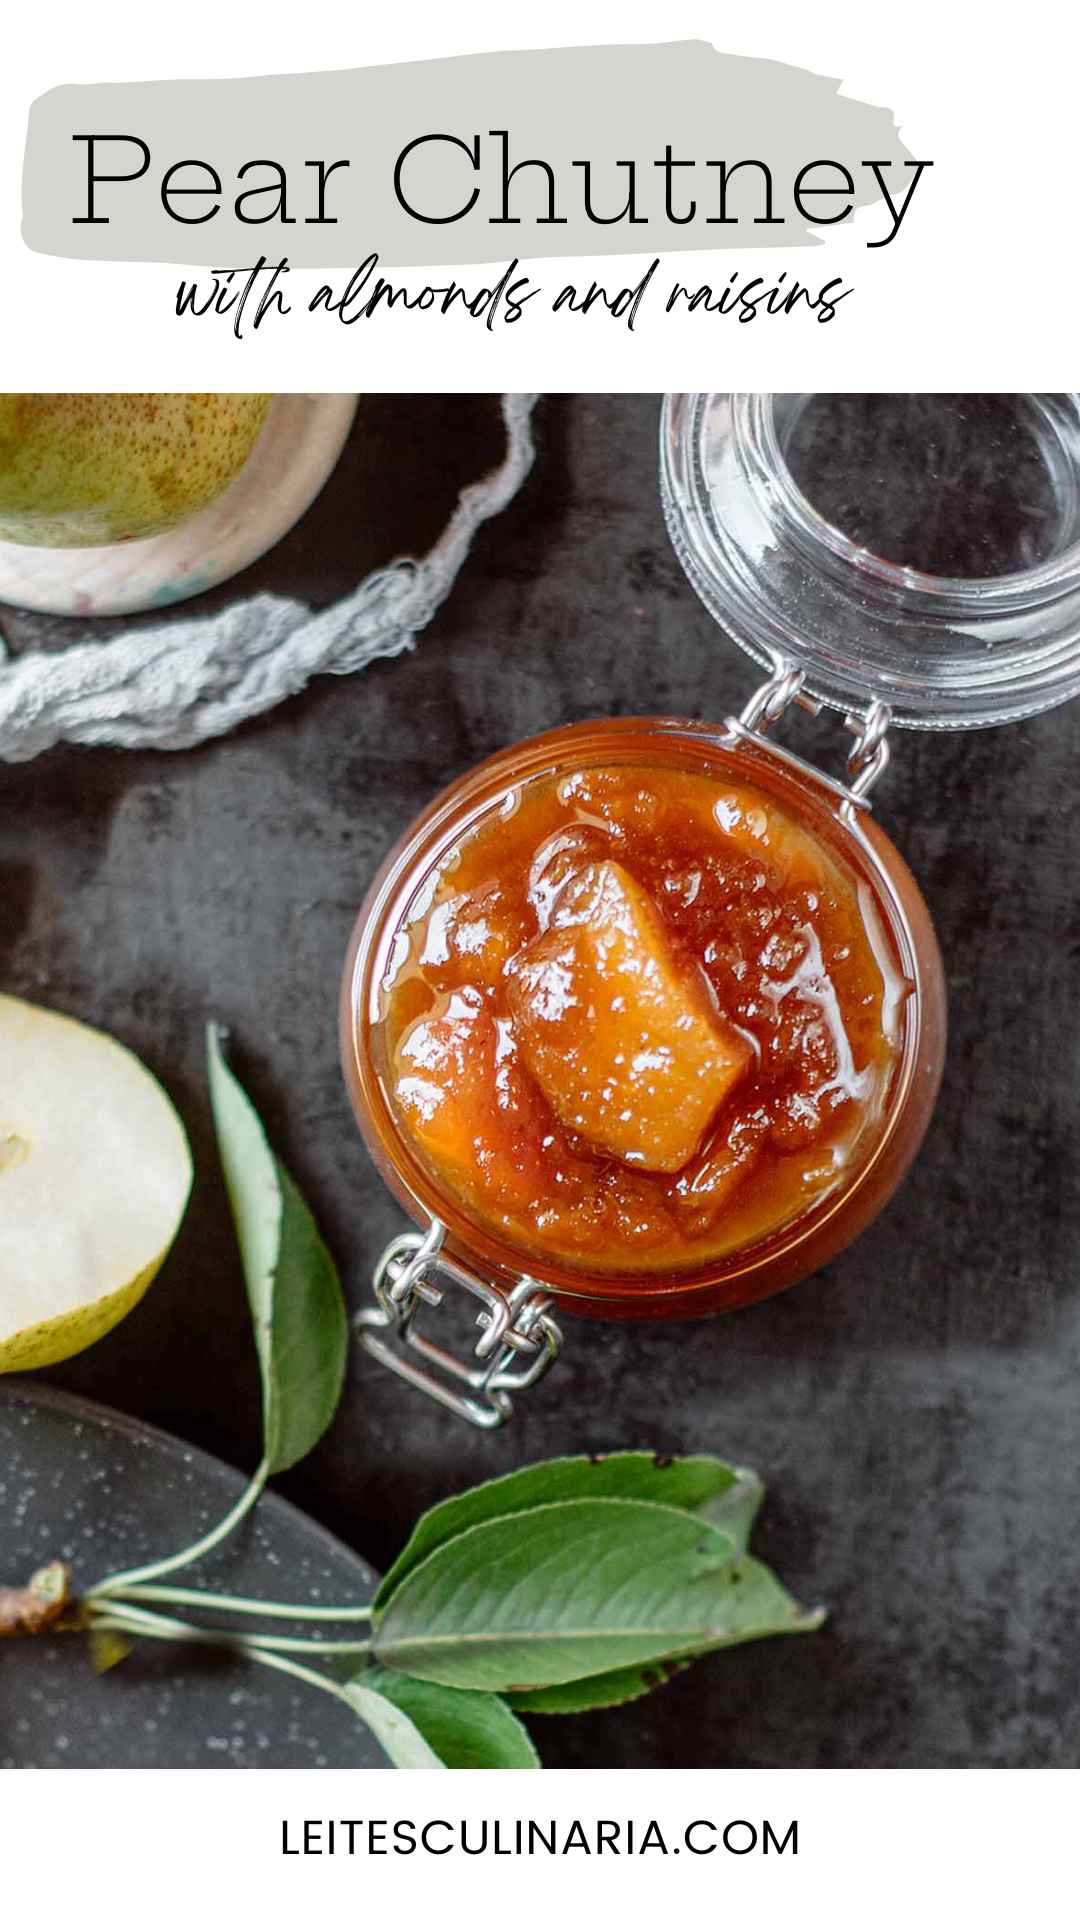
660,393 -> 1080,729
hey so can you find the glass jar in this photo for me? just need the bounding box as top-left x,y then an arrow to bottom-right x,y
661,392 -> 1080,727
341,393 -> 1080,1428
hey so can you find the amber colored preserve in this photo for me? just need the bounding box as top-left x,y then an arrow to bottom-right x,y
342,720 -> 946,1320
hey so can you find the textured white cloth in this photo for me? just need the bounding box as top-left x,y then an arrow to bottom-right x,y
0,394 -> 538,764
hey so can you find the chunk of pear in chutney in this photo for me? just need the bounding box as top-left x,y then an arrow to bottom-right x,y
506,859 -> 751,1174
0,394 -> 272,547
392,987 -> 549,1214
417,881 -> 532,994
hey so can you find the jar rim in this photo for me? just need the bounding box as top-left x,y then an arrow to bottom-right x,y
340,716 -> 944,1316
661,392 -> 1080,729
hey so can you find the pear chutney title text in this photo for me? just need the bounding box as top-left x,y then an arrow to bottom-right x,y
71,132 -> 930,250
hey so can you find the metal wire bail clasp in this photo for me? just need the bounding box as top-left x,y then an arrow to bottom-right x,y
844,698 -> 892,802
732,661 -> 892,808
737,664 -> 818,735
355,1219 -> 563,1430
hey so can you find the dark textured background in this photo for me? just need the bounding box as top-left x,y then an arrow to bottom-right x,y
3,394 -> 1079,1767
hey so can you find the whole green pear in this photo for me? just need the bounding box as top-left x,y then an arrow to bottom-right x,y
0,394 -> 273,547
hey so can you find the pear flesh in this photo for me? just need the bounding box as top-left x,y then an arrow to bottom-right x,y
508,860 -> 751,1173
0,393 -> 272,548
0,996 -> 193,1370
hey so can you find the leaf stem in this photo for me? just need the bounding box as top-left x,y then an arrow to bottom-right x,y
88,1596 -> 371,1658
108,1581 -> 373,1623
235,1645 -> 356,1706
87,1458 -> 270,1599
89,1604 -> 356,1708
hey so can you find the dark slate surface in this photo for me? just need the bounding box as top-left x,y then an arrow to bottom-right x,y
0,1381 -> 382,1769
3,394 -> 1079,1768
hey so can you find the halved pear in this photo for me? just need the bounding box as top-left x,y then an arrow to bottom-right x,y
0,394 -> 272,548
0,996 -> 192,1371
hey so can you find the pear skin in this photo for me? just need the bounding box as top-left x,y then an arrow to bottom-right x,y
0,393 -> 272,547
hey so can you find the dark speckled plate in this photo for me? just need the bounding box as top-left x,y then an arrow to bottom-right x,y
0,1381 -> 385,1769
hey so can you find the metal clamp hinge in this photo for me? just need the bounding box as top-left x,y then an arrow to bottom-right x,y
355,1220 -> 563,1430
730,662 -> 892,808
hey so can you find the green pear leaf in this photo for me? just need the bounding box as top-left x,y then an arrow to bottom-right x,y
697,1467 -> 764,1551
343,1680 -> 445,1768
374,1453 -> 763,1612
357,1670 -> 540,1767
207,1024 -> 347,1473
373,1496 -> 823,1692
507,1658 -> 692,1715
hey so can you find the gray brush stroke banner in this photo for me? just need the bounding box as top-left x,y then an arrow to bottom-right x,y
22,42 -> 918,268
